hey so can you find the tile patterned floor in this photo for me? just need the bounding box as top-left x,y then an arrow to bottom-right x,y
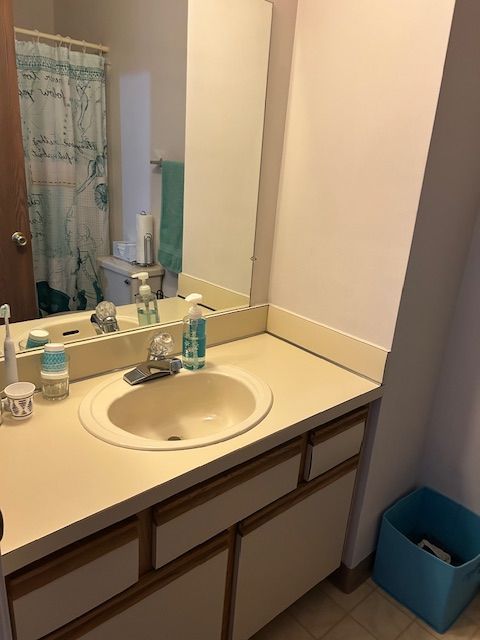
250,578 -> 480,640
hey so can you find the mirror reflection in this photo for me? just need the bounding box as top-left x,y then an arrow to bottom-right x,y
1,0 -> 272,353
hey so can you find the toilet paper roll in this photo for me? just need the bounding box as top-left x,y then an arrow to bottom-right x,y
136,212 -> 154,265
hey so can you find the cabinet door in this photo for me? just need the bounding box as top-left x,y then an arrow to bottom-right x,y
46,534 -> 229,640
232,461 -> 358,640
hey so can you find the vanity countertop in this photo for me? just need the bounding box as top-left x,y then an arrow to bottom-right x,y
0,333 -> 382,575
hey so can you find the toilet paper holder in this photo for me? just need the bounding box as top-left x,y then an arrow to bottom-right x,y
138,232 -> 154,266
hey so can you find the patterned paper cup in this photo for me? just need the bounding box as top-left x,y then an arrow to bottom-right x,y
4,382 -> 35,420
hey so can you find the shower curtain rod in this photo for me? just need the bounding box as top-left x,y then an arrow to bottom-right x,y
14,27 -> 109,53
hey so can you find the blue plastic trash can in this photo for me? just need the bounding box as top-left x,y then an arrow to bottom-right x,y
373,487 -> 480,633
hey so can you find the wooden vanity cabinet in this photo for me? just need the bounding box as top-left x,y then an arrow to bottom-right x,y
4,405 -> 371,640
231,457 -> 360,640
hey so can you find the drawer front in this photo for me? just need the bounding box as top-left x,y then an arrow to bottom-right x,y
305,409 -> 367,481
8,522 -> 139,640
232,468 -> 357,640
153,440 -> 302,569
305,421 -> 364,481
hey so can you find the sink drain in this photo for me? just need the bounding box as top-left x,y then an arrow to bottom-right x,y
167,435 -> 182,441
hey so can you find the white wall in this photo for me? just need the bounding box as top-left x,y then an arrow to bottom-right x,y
54,0 -> 188,263
182,0 -> 271,296
13,0 -> 54,32
344,0 -> 480,567
269,0 -> 455,350
420,210 -> 480,512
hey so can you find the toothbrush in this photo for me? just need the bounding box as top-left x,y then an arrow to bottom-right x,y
1,304 -> 19,386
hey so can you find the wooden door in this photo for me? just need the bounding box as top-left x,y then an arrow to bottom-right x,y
0,0 -> 37,322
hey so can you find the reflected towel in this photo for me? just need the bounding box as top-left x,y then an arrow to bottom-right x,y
158,161 -> 184,274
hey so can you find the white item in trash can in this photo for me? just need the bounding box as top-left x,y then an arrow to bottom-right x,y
418,539 -> 452,564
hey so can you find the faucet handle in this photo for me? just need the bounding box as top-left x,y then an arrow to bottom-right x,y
95,300 -> 117,320
148,333 -> 175,360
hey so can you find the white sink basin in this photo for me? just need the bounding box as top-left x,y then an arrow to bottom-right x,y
79,365 -> 273,450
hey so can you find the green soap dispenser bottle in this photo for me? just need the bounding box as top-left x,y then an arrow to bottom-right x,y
132,271 -> 159,326
182,293 -> 206,370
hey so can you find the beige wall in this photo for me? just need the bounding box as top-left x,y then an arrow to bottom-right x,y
344,0 -> 480,567
182,0 -> 272,296
13,0 -> 54,32
268,0 -> 455,349
54,0 -> 188,263
420,210 -> 480,512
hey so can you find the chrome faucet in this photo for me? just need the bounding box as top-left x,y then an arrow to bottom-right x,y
123,333 -> 182,385
90,301 -> 120,335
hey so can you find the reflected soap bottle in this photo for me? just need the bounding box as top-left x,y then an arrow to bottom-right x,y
132,271 -> 159,326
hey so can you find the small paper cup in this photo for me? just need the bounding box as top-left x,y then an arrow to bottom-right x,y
4,382 -> 35,420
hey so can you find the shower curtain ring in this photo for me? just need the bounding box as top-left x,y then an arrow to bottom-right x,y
55,34 -> 62,49
65,36 -> 72,51
82,40 -> 87,54
34,29 -> 40,44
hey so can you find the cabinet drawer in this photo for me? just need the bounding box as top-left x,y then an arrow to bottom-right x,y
7,521 -> 140,640
304,407 -> 367,481
45,533 -> 229,640
153,438 -> 302,569
232,458 -> 358,640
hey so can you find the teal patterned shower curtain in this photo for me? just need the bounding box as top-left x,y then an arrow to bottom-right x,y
15,40 -> 109,315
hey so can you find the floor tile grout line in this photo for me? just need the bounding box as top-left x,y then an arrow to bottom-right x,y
352,614 -> 383,640
317,582 -> 378,639
309,580 -> 376,638
349,585 -> 413,640
313,580 -> 378,639
283,610 -> 317,640
315,610 -> 350,639
324,578 -> 376,614
393,618 -> 416,640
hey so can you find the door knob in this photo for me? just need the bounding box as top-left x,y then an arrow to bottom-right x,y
12,231 -> 28,247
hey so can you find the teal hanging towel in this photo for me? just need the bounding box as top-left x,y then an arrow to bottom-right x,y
159,161 -> 184,274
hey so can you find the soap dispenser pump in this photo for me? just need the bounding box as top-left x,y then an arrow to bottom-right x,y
132,271 -> 159,326
182,293 -> 206,370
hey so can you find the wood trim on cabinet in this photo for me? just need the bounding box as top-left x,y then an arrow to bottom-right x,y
136,508 -> 154,576
6,519 -> 139,600
239,455 -> 360,536
43,531 -> 230,640
297,432 -> 310,484
310,407 -> 368,446
221,526 -> 239,640
153,438 -> 303,526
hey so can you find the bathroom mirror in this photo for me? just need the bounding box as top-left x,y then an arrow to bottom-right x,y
1,0 -> 272,353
